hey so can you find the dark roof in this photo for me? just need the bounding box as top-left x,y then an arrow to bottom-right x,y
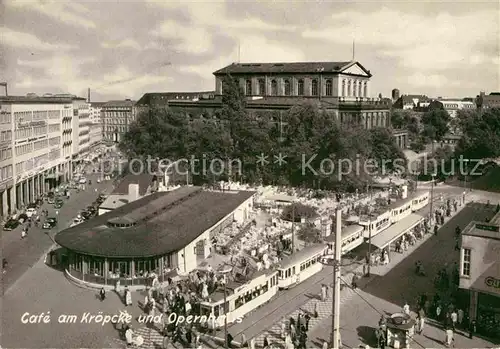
213,61 -> 370,76
463,221 -> 500,240
278,244 -> 327,269
90,102 -> 106,107
111,173 -> 155,196
55,186 -> 256,257
0,96 -> 72,103
136,92 -> 215,105
102,100 -> 136,108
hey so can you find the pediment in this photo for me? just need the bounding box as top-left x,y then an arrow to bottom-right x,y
341,63 -> 370,77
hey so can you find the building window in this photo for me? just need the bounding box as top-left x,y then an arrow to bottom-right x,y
245,80 -> 252,96
358,81 -> 362,97
342,80 -> 346,96
258,79 -> 265,96
325,79 -> 333,96
347,80 -> 352,96
297,79 -> 304,96
462,248 -> 471,276
311,79 -> 318,96
284,80 -> 291,96
363,82 -> 367,97
271,80 -> 278,96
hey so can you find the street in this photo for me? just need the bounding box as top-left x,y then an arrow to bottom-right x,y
307,201 -> 499,348
1,170 -> 114,293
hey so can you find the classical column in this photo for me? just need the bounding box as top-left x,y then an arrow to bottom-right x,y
104,258 -> 108,285
33,175 -> 38,198
29,177 -> 34,203
9,187 -> 15,214
21,182 -> 27,206
1,190 -> 8,217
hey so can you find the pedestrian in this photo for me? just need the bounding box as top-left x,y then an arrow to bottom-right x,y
263,336 -> 269,348
451,310 -> 457,331
322,341 -> 328,349
21,229 -> 26,239
281,320 -> 286,339
314,302 -> 318,318
55,210 -> 59,216
351,274 -> 358,289
162,334 -> 170,349
445,328 -> 454,347
305,313 -> 310,331
99,287 -> 106,301
125,286 -> 132,306
403,302 -> 410,316
434,225 -> 438,235
321,284 -> 326,301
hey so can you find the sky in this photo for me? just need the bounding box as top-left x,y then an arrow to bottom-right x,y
1,0 -> 499,102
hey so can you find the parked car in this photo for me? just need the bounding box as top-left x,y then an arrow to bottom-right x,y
42,217 -> 57,229
3,219 -> 19,231
26,207 -> 37,218
17,213 -> 28,223
47,197 -> 55,204
35,198 -> 43,206
54,200 -> 64,209
27,203 -> 37,209
69,218 -> 83,227
79,177 -> 87,184
86,206 -> 97,214
81,211 -> 93,220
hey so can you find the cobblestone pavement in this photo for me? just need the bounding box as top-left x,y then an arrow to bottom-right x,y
306,201 -> 499,349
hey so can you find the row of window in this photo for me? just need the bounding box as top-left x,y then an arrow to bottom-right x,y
49,136 -> 60,146
34,154 -> 49,168
0,130 -> 12,141
232,275 -> 276,311
0,148 -> 12,162
16,144 -> 33,156
393,204 -> 411,215
105,126 -> 127,132
299,254 -> 320,271
49,149 -> 60,161
0,164 -> 13,182
34,139 -> 48,151
104,117 -> 129,124
79,129 -> 90,136
241,78 -> 368,97
462,248 -> 471,276
48,124 -> 60,133
0,112 -> 12,124
33,126 -> 46,136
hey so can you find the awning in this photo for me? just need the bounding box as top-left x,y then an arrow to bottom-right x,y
370,213 -> 424,249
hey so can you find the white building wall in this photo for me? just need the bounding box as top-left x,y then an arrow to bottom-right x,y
0,106 -> 14,216
8,101 -> 72,209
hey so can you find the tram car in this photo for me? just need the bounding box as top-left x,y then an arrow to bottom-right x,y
277,244 -> 328,289
358,210 -> 391,238
411,190 -> 430,212
325,224 -> 364,255
199,269 -> 279,329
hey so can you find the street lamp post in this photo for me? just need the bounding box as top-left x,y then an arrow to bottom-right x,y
463,159 -> 469,194
366,185 -> 373,277
429,174 -> 435,224
218,266 -> 233,349
291,203 -> 295,253
319,208 -> 343,349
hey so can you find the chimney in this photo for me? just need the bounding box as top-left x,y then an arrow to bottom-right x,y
87,88 -> 91,103
128,183 -> 140,202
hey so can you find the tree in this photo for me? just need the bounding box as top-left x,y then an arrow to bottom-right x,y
455,108 -> 500,159
368,128 -> 408,172
421,109 -> 450,142
282,203 -> 318,222
390,110 -> 412,129
297,224 -> 323,244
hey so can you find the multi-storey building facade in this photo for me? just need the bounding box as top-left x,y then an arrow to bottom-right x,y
136,61 -> 411,146
459,215 -> 500,338
0,96 -> 73,215
429,99 -> 476,118
89,102 -> 104,148
71,97 -> 91,165
476,92 -> 500,110
102,99 -> 136,143
89,102 -> 104,124
0,106 -> 14,216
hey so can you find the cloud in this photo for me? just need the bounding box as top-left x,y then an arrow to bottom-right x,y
1,27 -> 77,51
5,0 -> 96,29
151,20 -> 213,54
101,39 -> 142,50
15,56 -> 173,98
178,35 -> 306,79
405,73 -> 461,88
302,8 -> 497,72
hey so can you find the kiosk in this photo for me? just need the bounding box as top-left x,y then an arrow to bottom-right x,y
385,313 -> 415,349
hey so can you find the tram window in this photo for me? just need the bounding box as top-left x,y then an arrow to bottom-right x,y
262,281 -> 269,293
214,305 -> 220,317
311,258 -> 316,265
235,296 -> 244,309
278,270 -> 283,278
244,292 -> 252,302
292,266 -> 296,274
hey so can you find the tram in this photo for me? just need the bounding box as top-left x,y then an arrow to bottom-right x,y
411,191 -> 430,212
199,269 -> 279,329
325,224 -> 365,255
277,244 -> 328,289
359,210 -> 391,239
